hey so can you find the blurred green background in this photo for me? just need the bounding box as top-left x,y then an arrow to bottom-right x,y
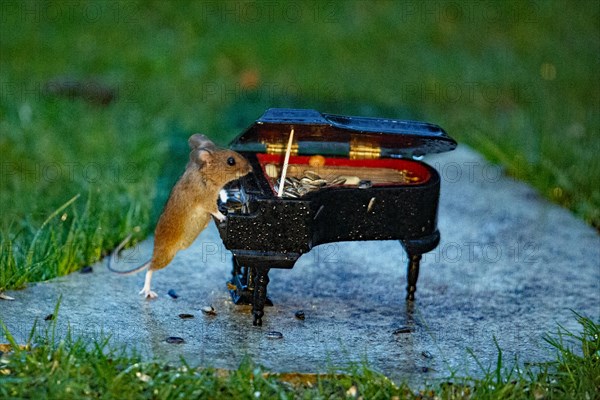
0,0 -> 598,289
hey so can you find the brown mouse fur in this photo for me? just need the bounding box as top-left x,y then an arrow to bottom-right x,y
108,134 -> 252,298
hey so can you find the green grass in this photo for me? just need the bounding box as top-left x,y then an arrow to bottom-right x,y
1,310 -> 598,399
0,2 -> 598,288
1,2 -> 598,396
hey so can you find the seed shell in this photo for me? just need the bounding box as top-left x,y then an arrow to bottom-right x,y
266,331 -> 284,339
304,171 -> 321,180
201,306 -> 217,316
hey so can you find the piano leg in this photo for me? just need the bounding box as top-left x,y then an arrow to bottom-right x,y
406,253 -> 422,301
252,267 -> 270,326
229,257 -> 274,307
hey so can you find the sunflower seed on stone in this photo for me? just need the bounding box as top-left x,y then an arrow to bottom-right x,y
201,306 -> 217,316
392,326 -> 413,334
166,336 -> 185,344
330,177 -> 346,185
266,331 -> 284,339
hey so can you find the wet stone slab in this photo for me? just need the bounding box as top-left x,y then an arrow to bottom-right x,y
1,145 -> 599,385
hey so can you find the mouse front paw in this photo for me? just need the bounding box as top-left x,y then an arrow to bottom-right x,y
139,288 -> 158,299
212,211 -> 227,223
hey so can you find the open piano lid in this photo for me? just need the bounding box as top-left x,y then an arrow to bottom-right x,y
230,108 -> 457,159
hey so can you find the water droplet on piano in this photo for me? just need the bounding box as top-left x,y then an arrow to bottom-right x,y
358,180 -> 372,189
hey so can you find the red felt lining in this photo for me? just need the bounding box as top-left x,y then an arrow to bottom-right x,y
256,153 -> 431,189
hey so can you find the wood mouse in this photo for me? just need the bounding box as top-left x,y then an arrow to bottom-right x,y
107,134 -> 252,298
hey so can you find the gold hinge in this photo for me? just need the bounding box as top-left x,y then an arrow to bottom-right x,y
264,141 -> 299,155
349,138 -> 381,159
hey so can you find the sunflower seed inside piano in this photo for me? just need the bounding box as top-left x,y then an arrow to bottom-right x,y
267,163 -> 420,198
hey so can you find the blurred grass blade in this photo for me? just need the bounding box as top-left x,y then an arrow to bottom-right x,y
25,194 -> 81,266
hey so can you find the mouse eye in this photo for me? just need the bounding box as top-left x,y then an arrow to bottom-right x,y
227,157 -> 236,166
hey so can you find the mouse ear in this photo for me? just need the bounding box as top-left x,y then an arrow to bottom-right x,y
188,134 -> 216,150
190,147 -> 213,168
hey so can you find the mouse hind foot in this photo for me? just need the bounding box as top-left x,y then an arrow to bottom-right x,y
139,270 -> 158,299
140,289 -> 158,300
139,287 -> 158,299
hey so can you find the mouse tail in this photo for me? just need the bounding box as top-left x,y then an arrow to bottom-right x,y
107,234 -> 151,275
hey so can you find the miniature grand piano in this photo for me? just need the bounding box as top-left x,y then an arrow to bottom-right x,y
215,108 -> 457,325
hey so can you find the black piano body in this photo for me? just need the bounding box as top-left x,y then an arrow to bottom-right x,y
215,108 -> 456,325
